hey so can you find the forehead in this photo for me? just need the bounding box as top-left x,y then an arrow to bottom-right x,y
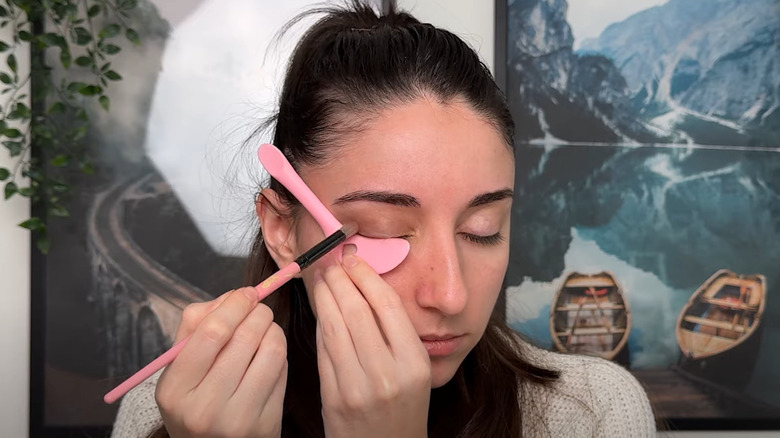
299,98 -> 515,201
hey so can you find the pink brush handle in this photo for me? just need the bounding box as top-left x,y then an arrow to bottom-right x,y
258,144 -> 342,234
103,262 -> 301,404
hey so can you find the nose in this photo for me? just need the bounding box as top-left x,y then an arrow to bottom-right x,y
412,232 -> 468,316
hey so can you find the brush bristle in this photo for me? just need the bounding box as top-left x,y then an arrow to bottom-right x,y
340,222 -> 359,238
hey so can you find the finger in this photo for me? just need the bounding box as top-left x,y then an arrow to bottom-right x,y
311,270 -> 364,382
315,318 -> 340,398
231,323 -> 288,410
322,263 -> 393,369
167,288 -> 258,392
341,254 -> 425,360
253,359 -> 288,437
197,303 -> 275,398
175,292 -> 233,342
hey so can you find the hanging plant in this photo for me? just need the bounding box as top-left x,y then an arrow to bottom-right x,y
0,0 -> 140,253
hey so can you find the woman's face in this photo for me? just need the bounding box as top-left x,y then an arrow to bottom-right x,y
292,97 -> 514,388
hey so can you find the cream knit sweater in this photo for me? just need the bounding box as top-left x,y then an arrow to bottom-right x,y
111,339 -> 656,437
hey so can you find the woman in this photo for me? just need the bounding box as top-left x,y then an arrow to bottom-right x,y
112,1 -> 655,437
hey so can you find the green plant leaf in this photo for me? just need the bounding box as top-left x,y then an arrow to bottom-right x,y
52,182 -> 70,193
79,160 -> 94,174
0,6 -> 7,17
73,27 -> 92,45
18,30 -> 32,42
36,234 -> 50,254
73,125 -> 88,140
125,28 -> 140,46
38,33 -> 65,48
50,154 -> 70,167
88,4 -> 101,17
0,167 -> 9,180
0,41 -> 9,52
47,101 -> 66,114
104,44 -> 120,55
78,84 -> 101,96
104,70 -> 121,81
99,95 -> 109,110
13,102 -> 30,118
75,55 -> 93,67
66,81 -> 87,92
4,181 -> 17,199
31,123 -> 53,140
49,204 -> 69,217
17,187 -> 32,197
19,217 -> 43,229
0,72 -> 11,84
7,53 -> 16,73
2,140 -> 23,156
3,128 -> 22,138
25,168 -> 43,182
100,23 -> 121,39
119,0 -> 139,10
60,49 -> 71,68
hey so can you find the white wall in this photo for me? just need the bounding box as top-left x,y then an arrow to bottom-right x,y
0,21 -> 30,438
397,0 -> 495,74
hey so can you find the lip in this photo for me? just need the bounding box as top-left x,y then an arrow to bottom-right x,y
420,334 -> 464,357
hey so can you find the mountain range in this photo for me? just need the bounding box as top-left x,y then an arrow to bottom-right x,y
506,0 -> 780,146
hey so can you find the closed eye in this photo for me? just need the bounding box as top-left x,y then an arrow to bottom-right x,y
461,232 -> 504,246
357,233 -> 412,240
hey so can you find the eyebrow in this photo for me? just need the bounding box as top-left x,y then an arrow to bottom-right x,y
333,190 -> 421,207
467,188 -> 514,208
332,188 -> 514,209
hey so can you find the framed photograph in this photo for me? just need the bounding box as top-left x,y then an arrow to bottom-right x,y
495,0 -> 780,431
30,0 -> 382,435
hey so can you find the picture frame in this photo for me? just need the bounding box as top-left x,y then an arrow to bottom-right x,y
29,0 -> 366,435
495,0 -> 780,431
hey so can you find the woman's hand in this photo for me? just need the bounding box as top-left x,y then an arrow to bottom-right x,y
155,287 -> 288,438
313,249 -> 431,438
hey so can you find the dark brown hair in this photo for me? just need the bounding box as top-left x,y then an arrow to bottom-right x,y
152,1 -> 560,437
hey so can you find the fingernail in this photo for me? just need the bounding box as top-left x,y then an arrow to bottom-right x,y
342,243 -> 357,256
314,269 -> 324,284
342,253 -> 359,268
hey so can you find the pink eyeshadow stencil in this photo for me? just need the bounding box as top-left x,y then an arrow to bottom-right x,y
257,143 -> 409,274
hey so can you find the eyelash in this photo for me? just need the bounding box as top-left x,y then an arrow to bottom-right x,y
461,232 -> 504,246
359,232 -> 504,246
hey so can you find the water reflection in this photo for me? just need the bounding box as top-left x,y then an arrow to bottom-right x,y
505,143 -> 780,408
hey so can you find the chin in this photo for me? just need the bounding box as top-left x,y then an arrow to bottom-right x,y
429,359 -> 460,389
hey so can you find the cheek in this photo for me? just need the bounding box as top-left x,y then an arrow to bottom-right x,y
464,247 -> 509,310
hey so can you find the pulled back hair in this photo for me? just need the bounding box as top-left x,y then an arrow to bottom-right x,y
152,1 -> 560,437
254,1 -> 560,436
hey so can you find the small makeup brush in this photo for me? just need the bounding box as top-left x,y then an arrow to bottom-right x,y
103,223 -> 358,404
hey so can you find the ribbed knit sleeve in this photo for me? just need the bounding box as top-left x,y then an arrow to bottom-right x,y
589,358 -> 656,437
110,370 -> 164,438
520,342 -> 656,437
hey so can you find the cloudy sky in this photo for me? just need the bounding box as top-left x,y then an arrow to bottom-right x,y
567,0 -> 669,49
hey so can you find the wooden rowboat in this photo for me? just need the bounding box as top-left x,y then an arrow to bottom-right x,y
549,271 -> 631,366
676,269 -> 766,389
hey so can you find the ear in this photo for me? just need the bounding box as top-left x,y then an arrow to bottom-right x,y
256,189 -> 297,268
